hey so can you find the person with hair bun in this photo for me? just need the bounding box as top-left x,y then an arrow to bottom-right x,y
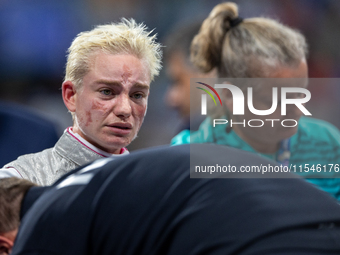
172,2 -> 340,200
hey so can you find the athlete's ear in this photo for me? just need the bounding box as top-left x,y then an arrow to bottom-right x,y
62,81 -> 77,113
222,88 -> 234,113
0,235 -> 14,255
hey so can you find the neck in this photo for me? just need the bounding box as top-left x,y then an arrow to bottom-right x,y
232,127 -> 279,154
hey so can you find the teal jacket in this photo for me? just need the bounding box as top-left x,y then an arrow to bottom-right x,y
171,116 -> 340,200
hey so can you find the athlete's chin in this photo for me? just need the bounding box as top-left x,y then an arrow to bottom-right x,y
104,136 -> 133,150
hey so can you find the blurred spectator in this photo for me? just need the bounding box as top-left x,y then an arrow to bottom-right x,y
163,21 -> 213,132
171,2 -> 340,200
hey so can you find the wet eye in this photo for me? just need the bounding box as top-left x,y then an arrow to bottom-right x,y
100,89 -> 111,96
132,93 -> 144,99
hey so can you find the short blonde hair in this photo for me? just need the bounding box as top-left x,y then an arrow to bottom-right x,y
65,18 -> 162,89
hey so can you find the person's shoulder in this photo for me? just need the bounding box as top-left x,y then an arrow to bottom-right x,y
3,148 -> 54,169
293,117 -> 340,162
299,116 -> 339,130
298,116 -> 340,144
170,117 -> 213,145
2,148 -> 55,184
171,130 -> 191,145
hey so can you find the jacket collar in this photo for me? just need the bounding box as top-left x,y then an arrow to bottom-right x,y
54,130 -> 104,167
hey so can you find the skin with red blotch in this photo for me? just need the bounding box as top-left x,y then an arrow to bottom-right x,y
85,111 -> 92,127
122,64 -> 133,83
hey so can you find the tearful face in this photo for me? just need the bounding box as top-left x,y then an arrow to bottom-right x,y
72,52 -> 151,154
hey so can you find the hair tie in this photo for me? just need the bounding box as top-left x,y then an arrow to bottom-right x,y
229,17 -> 243,28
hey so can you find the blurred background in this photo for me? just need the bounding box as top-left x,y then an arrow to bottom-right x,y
0,0 -> 339,152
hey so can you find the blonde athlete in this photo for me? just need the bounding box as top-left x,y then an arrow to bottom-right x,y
0,19 -> 162,185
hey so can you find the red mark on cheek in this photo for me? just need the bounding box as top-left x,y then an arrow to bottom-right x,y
135,105 -> 147,127
122,64 -> 132,83
92,100 -> 111,116
85,111 -> 92,126
92,100 -> 105,110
